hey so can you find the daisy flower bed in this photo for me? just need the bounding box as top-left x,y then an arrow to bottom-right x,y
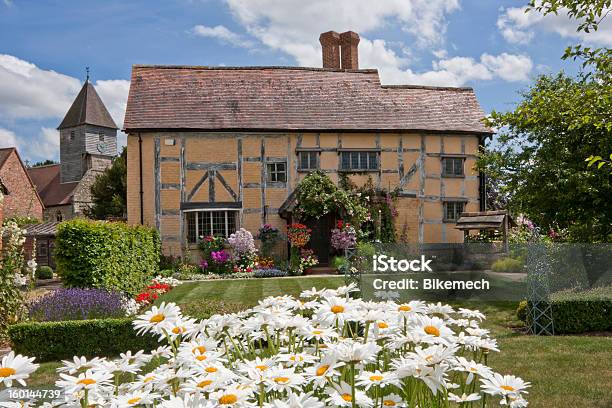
1,285 -> 530,407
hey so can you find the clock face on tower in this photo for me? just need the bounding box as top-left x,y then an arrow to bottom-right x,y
97,141 -> 107,153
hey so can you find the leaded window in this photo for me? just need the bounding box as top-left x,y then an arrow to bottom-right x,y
442,157 -> 464,177
186,210 -> 238,243
340,151 -> 378,171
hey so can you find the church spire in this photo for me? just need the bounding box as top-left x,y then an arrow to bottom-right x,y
57,76 -> 118,130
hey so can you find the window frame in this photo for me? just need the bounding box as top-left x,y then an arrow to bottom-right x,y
443,201 -> 466,223
266,161 -> 287,183
36,240 -> 48,258
339,150 -> 380,172
441,156 -> 465,178
298,150 -> 319,171
185,209 -> 239,243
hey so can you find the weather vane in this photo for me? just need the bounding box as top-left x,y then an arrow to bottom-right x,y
86,66 -> 90,82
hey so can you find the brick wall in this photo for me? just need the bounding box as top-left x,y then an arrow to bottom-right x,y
0,150 -> 43,220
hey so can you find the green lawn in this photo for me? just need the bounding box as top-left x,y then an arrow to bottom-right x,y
23,276 -> 612,407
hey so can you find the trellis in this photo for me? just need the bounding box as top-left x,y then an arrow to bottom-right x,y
526,244 -> 555,335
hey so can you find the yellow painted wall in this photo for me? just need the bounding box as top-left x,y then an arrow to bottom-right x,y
126,131 -> 482,254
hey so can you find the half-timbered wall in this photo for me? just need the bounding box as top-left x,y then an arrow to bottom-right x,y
127,132 -> 480,257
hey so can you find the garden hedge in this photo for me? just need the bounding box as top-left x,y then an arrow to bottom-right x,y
55,219 -> 160,295
8,318 -> 160,362
517,286 -> 612,334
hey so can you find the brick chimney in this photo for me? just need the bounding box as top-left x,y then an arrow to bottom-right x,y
340,31 -> 360,70
319,31 -> 341,69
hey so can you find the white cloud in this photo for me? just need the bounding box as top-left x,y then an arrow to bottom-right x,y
223,0 -> 460,65
0,127 -> 59,161
498,6 -> 612,46
0,54 -> 128,129
0,128 -> 18,149
341,37 -> 532,86
481,53 -> 533,82
218,0 -> 531,87
192,24 -> 254,48
0,54 -> 81,120
0,55 -> 129,159
94,79 -> 130,128
35,127 -> 61,159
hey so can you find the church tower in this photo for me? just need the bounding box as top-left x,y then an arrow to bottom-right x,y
57,78 -> 118,183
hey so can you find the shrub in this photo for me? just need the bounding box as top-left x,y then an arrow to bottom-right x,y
257,224 -> 280,256
54,219 -> 160,296
518,287 -> 612,334
36,265 -> 53,280
158,268 -> 176,278
3,215 -> 40,228
253,268 -> 288,278
28,288 -> 128,322
8,318 -> 160,362
159,254 -> 181,271
491,257 -> 524,273
516,300 -> 528,322
331,256 -> 348,270
0,221 -> 29,340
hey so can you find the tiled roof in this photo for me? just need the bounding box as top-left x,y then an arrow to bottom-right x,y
124,66 -> 492,134
0,147 -> 15,168
26,221 -> 60,237
0,147 -> 44,206
58,81 -> 118,130
28,164 -> 77,207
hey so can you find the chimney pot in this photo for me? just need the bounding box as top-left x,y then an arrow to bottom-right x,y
319,31 -> 341,69
340,31 -> 360,70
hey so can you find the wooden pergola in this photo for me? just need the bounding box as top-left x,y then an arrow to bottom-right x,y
455,210 -> 515,251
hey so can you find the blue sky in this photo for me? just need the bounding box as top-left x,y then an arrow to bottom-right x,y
1,0 -> 610,163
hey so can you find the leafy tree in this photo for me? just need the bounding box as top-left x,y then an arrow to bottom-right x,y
86,147 -> 127,220
478,2 -> 612,241
30,159 -> 58,168
479,74 -> 612,242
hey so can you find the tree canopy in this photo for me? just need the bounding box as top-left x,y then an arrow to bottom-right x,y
86,147 -> 127,220
479,1 -> 612,242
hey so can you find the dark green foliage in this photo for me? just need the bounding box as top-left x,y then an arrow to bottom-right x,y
516,300 -> 528,322
551,299 -> 612,334
87,147 -> 127,220
8,318 -> 160,362
30,159 -> 58,167
159,254 -> 182,271
54,219 -> 160,296
519,287 -> 612,333
331,256 -> 348,270
36,265 -> 53,280
479,74 -> 612,242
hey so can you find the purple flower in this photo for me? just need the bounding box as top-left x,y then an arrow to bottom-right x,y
199,259 -> 209,269
28,288 -> 126,321
331,227 -> 357,250
211,250 -> 230,263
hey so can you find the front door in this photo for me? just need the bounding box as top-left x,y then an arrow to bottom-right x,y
306,215 -> 332,266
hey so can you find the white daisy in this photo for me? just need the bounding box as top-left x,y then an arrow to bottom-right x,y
0,352 -> 39,387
